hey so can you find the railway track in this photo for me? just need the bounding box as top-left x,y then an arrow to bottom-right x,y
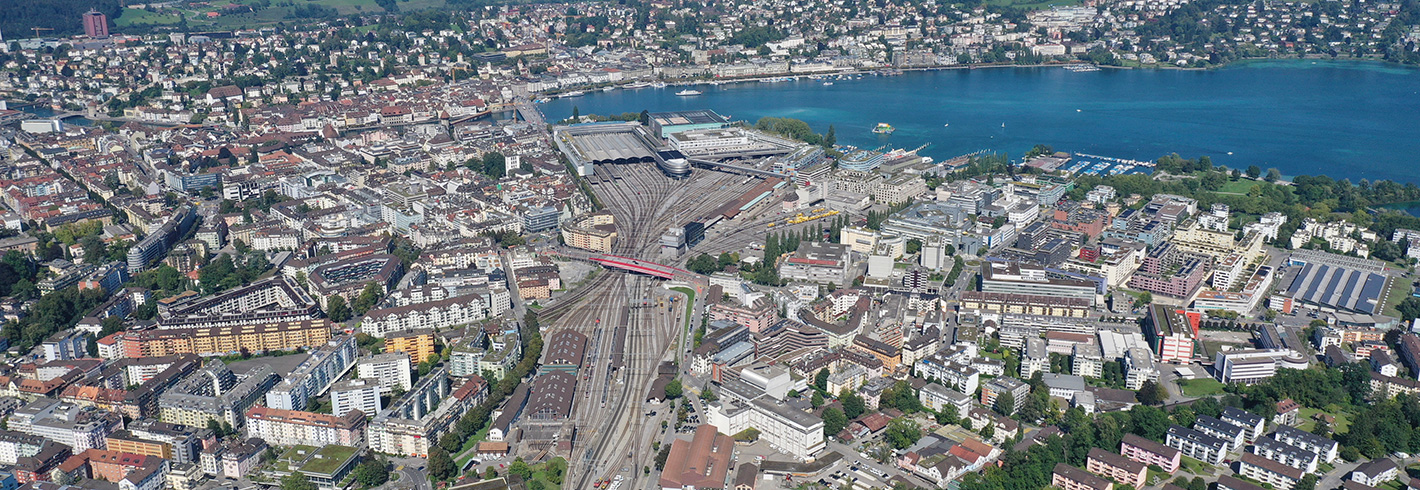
559,162 -> 771,490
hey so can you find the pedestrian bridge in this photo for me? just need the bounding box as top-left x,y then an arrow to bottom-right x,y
589,254 -> 688,279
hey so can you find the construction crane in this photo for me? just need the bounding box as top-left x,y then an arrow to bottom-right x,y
31,27 -> 54,38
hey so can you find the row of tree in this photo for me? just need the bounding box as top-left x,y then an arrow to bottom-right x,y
426,311 -> 546,482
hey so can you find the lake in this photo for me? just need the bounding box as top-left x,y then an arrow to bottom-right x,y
538,60 -> 1420,184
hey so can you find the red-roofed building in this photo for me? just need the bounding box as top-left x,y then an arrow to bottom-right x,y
658,425 -> 733,490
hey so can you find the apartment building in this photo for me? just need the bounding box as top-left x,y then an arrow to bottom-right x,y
1051,463 -> 1113,490
361,293 -> 490,338
1120,433 -> 1181,474
355,353 -> 414,394
384,329 -> 438,366
1194,415 -> 1248,451
1238,453 -> 1303,490
981,377 -> 1028,414
1252,436 -> 1320,474
266,335 -> 358,411
1085,448 -> 1146,487
1271,425 -> 1339,464
1165,425 -> 1229,465
1072,343 -> 1103,378
243,406 -> 366,448
116,319 -> 334,358
1219,407 -> 1267,443
159,363 -> 277,428
330,378 -> 383,417
8,398 -> 122,452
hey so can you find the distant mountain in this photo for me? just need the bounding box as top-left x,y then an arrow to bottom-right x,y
0,0 -> 123,39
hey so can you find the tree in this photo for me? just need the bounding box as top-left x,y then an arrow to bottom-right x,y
822,407 -> 847,436
439,432 -> 461,452
841,390 -> 866,419
326,295 -> 351,322
1129,405 -> 1171,441
1133,292 -> 1153,308
483,467 -> 497,479
1265,168 -> 1282,182
810,391 -> 824,409
428,448 -> 455,481
354,458 -> 390,486
815,368 -> 830,392
507,459 -> 533,480
353,282 -> 382,315
482,152 -> 507,179
1246,165 -> 1262,179
1136,380 -> 1166,405
664,378 -> 683,399
1294,474 -> 1318,490
993,391 -> 1016,416
885,419 -> 922,449
282,473 -> 317,490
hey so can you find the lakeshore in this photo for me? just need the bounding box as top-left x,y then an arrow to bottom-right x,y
542,59 -> 1420,184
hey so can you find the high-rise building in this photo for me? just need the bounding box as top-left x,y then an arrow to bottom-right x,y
83,9 -> 109,38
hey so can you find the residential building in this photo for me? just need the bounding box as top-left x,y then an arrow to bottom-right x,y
981,377 -> 1028,415
355,353 -> 414,394
266,335 -> 358,411
1220,407 -> 1267,443
1165,425 -> 1228,465
243,406 -> 366,448
1086,448 -> 1146,487
329,378 -> 382,417
1252,436 -> 1319,474
1194,415 -> 1247,451
1271,425 -> 1339,464
384,330 -> 438,366
1352,459 -> 1399,487
1051,463 -> 1113,490
1120,433 -> 1181,474
1238,453 -> 1304,490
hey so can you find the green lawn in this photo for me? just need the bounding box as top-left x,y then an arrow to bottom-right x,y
1178,378 -> 1225,397
526,458 -> 568,489
1380,275 -> 1412,319
1297,406 -> 1352,434
671,287 -> 696,353
1212,179 -> 1263,195
1178,455 -> 1216,476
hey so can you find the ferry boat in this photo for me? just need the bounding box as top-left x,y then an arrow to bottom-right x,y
625,82 -> 651,89
676,89 -> 703,96
823,82 -> 834,86
651,82 -> 668,88
872,123 -> 895,134
602,86 -> 615,92
558,91 -> 585,98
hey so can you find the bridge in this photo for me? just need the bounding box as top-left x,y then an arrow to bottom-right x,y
589,254 -> 690,279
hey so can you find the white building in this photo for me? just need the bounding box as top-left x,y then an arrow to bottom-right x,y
356,352 -> 414,394
243,406 -> 366,448
330,378 -> 383,417
361,293 -> 490,338
266,336 -> 358,411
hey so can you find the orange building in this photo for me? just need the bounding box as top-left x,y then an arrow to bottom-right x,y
385,329 -> 438,365
117,319 -> 333,358
105,431 -> 172,460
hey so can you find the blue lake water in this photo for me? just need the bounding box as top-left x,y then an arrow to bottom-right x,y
538,60 -> 1420,184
